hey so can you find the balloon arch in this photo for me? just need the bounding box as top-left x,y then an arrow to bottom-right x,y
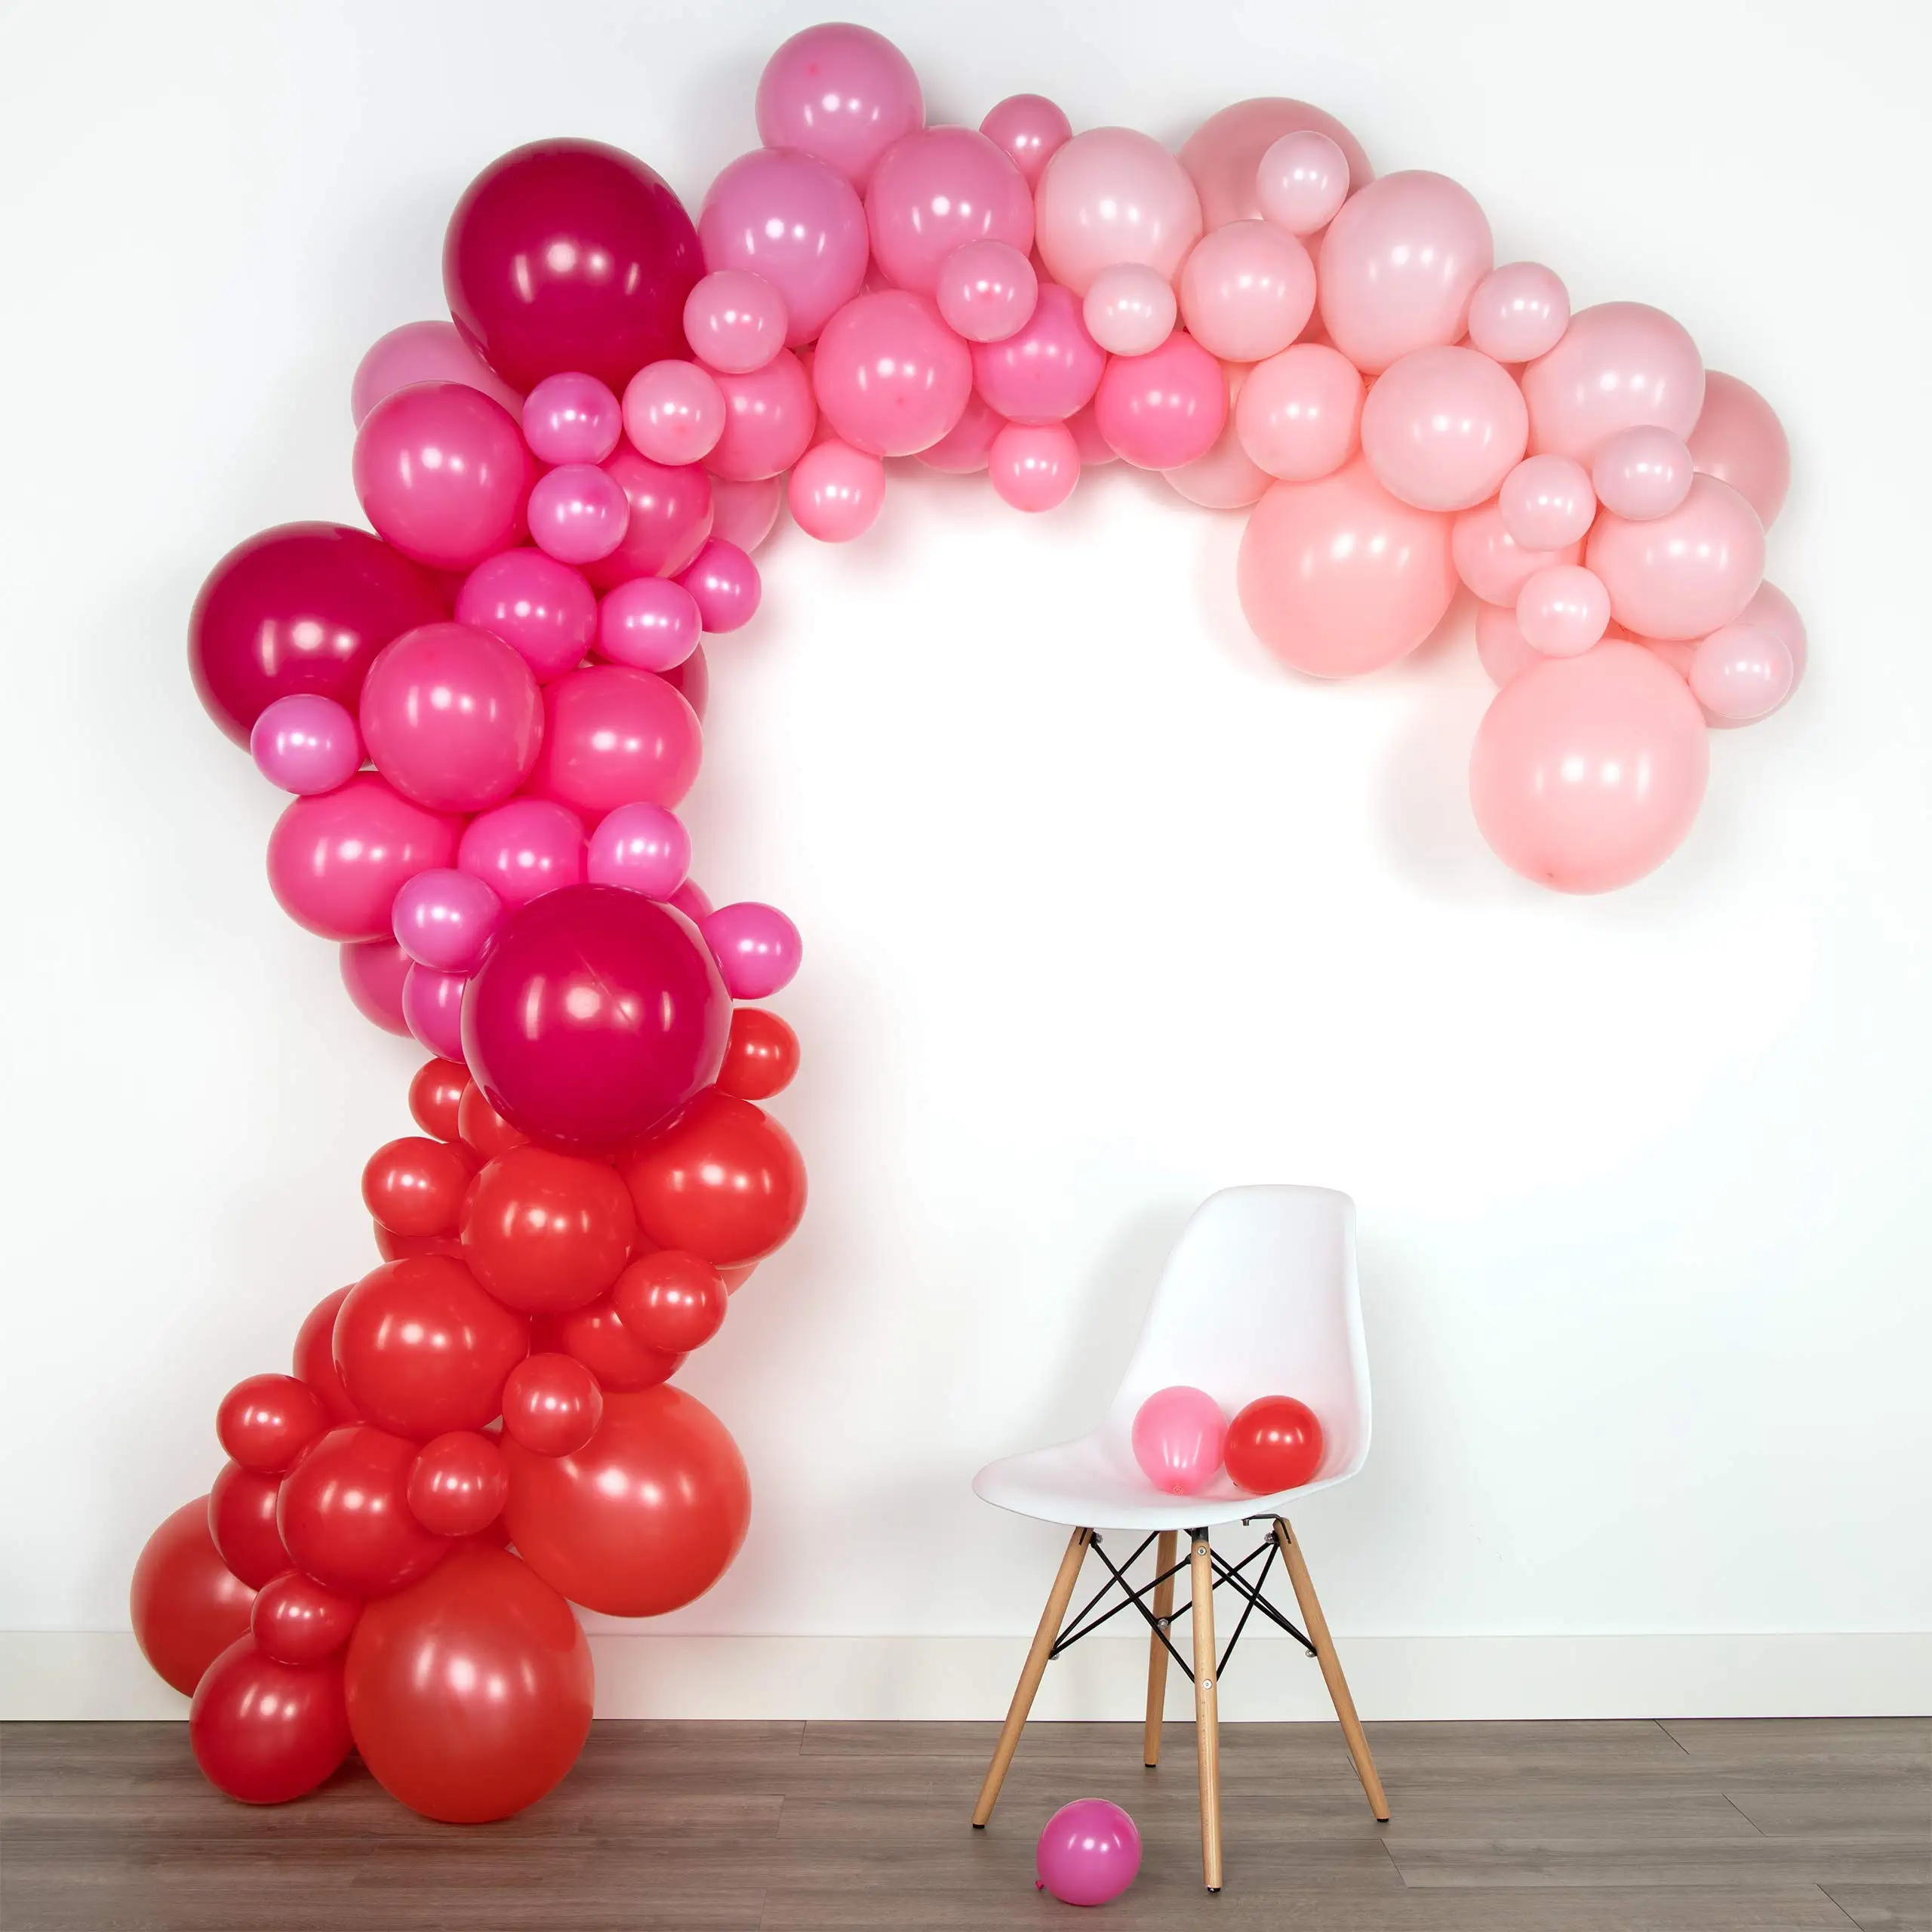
130,23 -> 1801,1818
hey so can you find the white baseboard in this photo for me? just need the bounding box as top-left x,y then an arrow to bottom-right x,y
5,1630 -> 1927,1722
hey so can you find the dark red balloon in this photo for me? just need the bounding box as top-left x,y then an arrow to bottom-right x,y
462,884 -> 730,1149
1223,1395 -> 1327,1494
361,1134 -> 475,1237
189,522 -> 445,746
611,1251 -> 728,1354
407,1431 -> 509,1537
532,1294 -> 684,1392
217,1374 -> 331,1475
501,1354 -> 604,1456
130,1499 -> 256,1694
408,1058 -> 470,1140
208,1461 -> 291,1589
190,1637 -> 352,1804
618,1090 -> 807,1266
715,1005 -> 800,1100
460,1145 -> 635,1312
292,1287 -> 361,1425
251,1571 -> 361,1666
277,1424 -> 452,1597
444,140 -> 703,393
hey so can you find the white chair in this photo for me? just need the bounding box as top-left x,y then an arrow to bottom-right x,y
969,1186 -> 1386,1891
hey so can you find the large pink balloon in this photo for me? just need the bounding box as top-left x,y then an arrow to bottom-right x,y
1687,372 -> 1790,529
698,149 -> 869,346
1238,458 -> 1457,678
1177,98 -> 1374,229
866,127 -> 1032,294
352,383 -> 529,573
1034,128 -> 1203,297
708,351 -> 818,480
268,774 -> 463,941
1586,474 -> 1765,640
530,665 -> 702,818
755,22 -> 924,192
352,321 -> 521,428
1470,643 -> 1709,893
1359,345 -> 1527,512
1235,344 -> 1363,481
1521,302 -> 1705,463
812,291 -> 972,457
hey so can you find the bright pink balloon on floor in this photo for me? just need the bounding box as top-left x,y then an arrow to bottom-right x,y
586,447 -> 712,587
623,361 -> 727,466
989,421 -> 1080,512
1255,130 -> 1350,235
528,463 -> 632,565
1094,331 -> 1226,469
1035,128 -> 1203,295
353,383 -> 530,572
812,291 -> 972,457
1235,343 -> 1362,481
1516,564 -> 1610,657
521,373 -> 623,466
707,473 -> 784,552
402,963 -> 468,1060
269,774 -> 463,941
709,351 -> 818,480
587,801 -> 690,898
980,94 -> 1072,187
1179,220 -> 1315,362
973,283 -> 1106,424
1522,301 -> 1705,463
1451,500 -> 1583,607
1586,473 -> 1764,640
755,22 -> 923,192
531,665 -> 703,817
1592,425 -> 1694,521
598,576 -> 701,669
392,867 -> 502,973
1465,263 -> 1570,365
456,551 -> 598,681
458,798 -> 585,909
251,695 -> 362,795
1687,372 -> 1791,529
1179,97 -> 1373,229
1036,1798 -> 1143,1907
790,439 -> 888,540
352,321 -> 521,428
701,901 -> 802,998
935,239 -> 1037,343
1360,344 -> 1527,512
684,270 -> 788,376
1690,621 -> 1795,721
866,126 -> 1033,294
699,149 -> 869,345
678,540 -> 760,632
1131,1386 -> 1226,1494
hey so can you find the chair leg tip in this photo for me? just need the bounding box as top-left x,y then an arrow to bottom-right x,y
971,1822 -> 986,1831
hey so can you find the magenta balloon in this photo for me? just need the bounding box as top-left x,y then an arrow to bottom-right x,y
457,798 -> 585,909
352,383 -> 530,573
267,773 -> 463,941
585,447 -> 712,588
701,901 -> 803,998
678,540 -> 761,634
971,283 -> 1104,426
189,523 -> 446,746
521,372 -> 623,466
1036,1798 -> 1143,1908
698,149 -> 869,346
392,866 -> 503,972
812,291 -> 972,457
1451,500 -> 1583,607
1359,344 -> 1527,512
1586,474 -> 1765,640
1470,642 -> 1709,893
1466,263 -> 1570,365
530,665 -> 702,819
980,94 -> 1072,189
707,473 -> 783,552
444,140 -> 701,393
340,937 -> 413,1035
708,351 -> 818,481
586,801 -> 690,898
352,321 -> 521,428
402,962 -> 469,1060
461,884 -> 730,1148
454,550 -> 598,681
528,463 -> 632,565
865,127 -> 1032,295
251,694 -> 362,795
598,576 -> 702,670
1521,301 -> 1705,463
1687,371 -> 1790,529
755,23 -> 924,192
1093,331 -> 1227,470
1178,97 -> 1373,229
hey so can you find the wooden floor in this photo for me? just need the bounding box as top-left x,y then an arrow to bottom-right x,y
2,1718 -> 1926,1930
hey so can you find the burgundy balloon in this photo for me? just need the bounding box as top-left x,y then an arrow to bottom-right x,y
444,140 -> 703,393
461,884 -> 730,1149
189,523 -> 446,746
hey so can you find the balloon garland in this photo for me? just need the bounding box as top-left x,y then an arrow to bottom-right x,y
137,23 -> 1803,1819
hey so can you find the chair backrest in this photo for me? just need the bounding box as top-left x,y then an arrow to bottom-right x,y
1101,1186 -> 1371,1484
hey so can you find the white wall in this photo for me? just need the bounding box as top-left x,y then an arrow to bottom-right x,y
3,0 -> 1929,1716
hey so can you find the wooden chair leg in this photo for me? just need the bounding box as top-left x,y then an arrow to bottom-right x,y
1273,1517 -> 1389,1821
1142,1529 -> 1178,1767
971,1527 -> 1092,1827
1188,1528 -> 1223,1891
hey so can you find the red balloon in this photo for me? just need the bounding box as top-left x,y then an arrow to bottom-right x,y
408,1058 -> 470,1140
528,663 -> 703,817
611,1251 -> 728,1354
459,1146 -> 635,1312
130,1498 -> 255,1694
407,1432 -> 509,1537
277,1424 -> 451,1597
251,1571 -> 361,1666
1223,1395 -> 1326,1494
361,1134 -> 475,1237
373,1224 -> 465,1263
458,1078 -> 528,1158
532,1294 -> 685,1392
332,1257 -> 530,1439
188,521 -> 445,746
292,1287 -> 361,1425
583,449 -> 713,589
190,1636 -> 352,1804
502,1386 -> 749,1616
346,1544 -> 593,1823
501,1354 -> 605,1456
208,1461 -> 290,1589
462,884 -> 730,1150
715,1006 -> 800,1100
618,1090 -> 806,1266
217,1374 -> 331,1475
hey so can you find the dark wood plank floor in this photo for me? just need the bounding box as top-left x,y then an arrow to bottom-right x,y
3,1718 -> 1926,1930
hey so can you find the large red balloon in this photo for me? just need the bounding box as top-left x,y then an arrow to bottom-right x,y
345,1545 -> 594,1823
292,1287 -> 361,1424
1223,1395 -> 1326,1494
130,1499 -> 256,1695
188,522 -> 445,746
459,1145 -> 635,1312
444,140 -> 703,394
208,1461 -> 291,1589
189,1636 -> 352,1804
277,1424 -> 451,1597
462,885 -> 730,1150
502,1386 -> 749,1617
618,1090 -> 807,1266
532,1293 -> 685,1392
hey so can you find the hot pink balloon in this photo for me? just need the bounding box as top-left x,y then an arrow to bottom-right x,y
1451,501 -> 1583,606
1592,425 -> 1694,521
1359,345 -> 1527,512
915,392 -> 1004,475
1475,602 -> 1538,688
755,22 -> 923,192
1586,474 -> 1764,640
402,963 -> 469,1060
1470,642 -> 1709,893
458,798 -> 585,909
709,351 -> 818,481
1235,343 -> 1362,481
812,291 -> 971,457
1255,130 -> 1350,236
456,550 -> 598,681
586,800 -> 691,898
392,866 -> 502,972
698,149 -> 869,346
669,878 -> 712,925
1165,365 -> 1269,510
268,774 -> 462,941
1081,263 -> 1176,358
528,463 -> 632,565
251,694 -> 362,795
866,126 -> 1032,294
683,270 -> 788,376
1035,128 -> 1203,297
352,321 -> 522,428
1516,564 -> 1610,657
531,665 -> 702,818
1522,302 -> 1705,463
989,421 -> 1081,512
1178,221 -> 1315,363
1687,372 -> 1790,529
789,439 -> 887,540
598,575 -> 701,669
1466,263 -> 1570,365
1093,331 -> 1226,469
1131,1386 -> 1226,1495
340,937 -> 411,1035
352,383 -> 529,572
622,361 -> 726,467
1036,1799 -> 1143,1908
1690,621 -> 1794,722
980,94 -> 1072,188
678,539 -> 760,633
701,901 -> 802,999
1179,97 -> 1373,229
586,447 -> 712,587
708,473 -> 784,552
934,239 -> 1036,344
1499,455 -> 1597,551
971,283 -> 1105,426
521,373 -> 622,466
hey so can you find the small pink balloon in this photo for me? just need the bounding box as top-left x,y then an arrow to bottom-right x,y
701,902 -> 802,998
1517,564 -> 1611,657
1094,331 -> 1226,469
915,392 -> 1004,475
708,472 -> 784,552
934,239 -> 1037,344
1359,344 -> 1527,512
981,94 -> 1072,188
351,321 -> 520,429
1500,455 -> 1597,551
698,149 -> 869,345
1475,602 -> 1538,688
1470,642 -> 1709,893
251,694 -> 362,795
352,383 -> 529,572
1466,263 -> 1571,365
789,438 -> 887,541
1586,473 -> 1765,640
586,801 -> 691,898
340,937 -> 412,1035
1592,425 -> 1694,521
709,351 -> 818,481
1035,128 -> 1204,297
1164,365 -> 1269,510
1689,621 -> 1794,721
1036,1799 -> 1142,1909
755,22 -> 923,192
1081,263 -> 1177,358
678,539 -> 760,633
587,447 -> 713,586
456,550 -> 598,681
622,361 -> 727,466
392,867 -> 502,972
1131,1386 -> 1226,1495
267,774 -> 463,941
457,798 -> 585,909
1687,372 -> 1790,529
529,463 -> 632,565
1235,343 -> 1363,481
683,269 -> 789,376
1255,130 -> 1349,235
598,577 -> 701,670
1179,97 -> 1374,230
401,962 -> 468,1061
1178,220 -> 1315,363
530,664 -> 702,818
1736,581 -> 1807,714
521,373 -> 623,466
989,420 -> 1081,512
812,291 -> 971,457
972,282 -> 1106,425
866,126 -> 1032,295
1522,301 -> 1705,463
1451,501 -> 1583,606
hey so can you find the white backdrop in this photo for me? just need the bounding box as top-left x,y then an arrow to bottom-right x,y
3,0 -> 1929,1717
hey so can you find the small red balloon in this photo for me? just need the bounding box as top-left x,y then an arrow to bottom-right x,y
362,1135 -> 475,1237
208,1461 -> 291,1589
501,1354 -> 605,1457
409,1058 -> 471,1140
277,1424 -> 452,1598
715,1006 -> 800,1100
217,1374 -> 331,1475
617,1089 -> 806,1266
460,1145 -> 635,1313
532,1294 -> 685,1392
251,1571 -> 362,1666
458,1079 -> 529,1158
292,1287 -> 361,1425
131,1499 -> 257,1695
1223,1395 -> 1326,1494
611,1251 -> 728,1354
190,1636 -> 352,1804
408,1431 -> 509,1537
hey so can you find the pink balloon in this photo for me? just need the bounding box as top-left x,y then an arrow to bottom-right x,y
1475,602 -> 1538,688
1178,98 -> 1374,230
1736,581 -> 1807,715
586,447 -> 713,587
456,550 -> 598,681
934,239 -> 1037,344
1131,1386 -> 1226,1495
1036,1799 -> 1143,1908
521,373 -> 622,466
1255,130 -> 1350,236
457,798 -> 584,909
708,351 -> 818,481
698,149 -> 869,346
358,621 -> 543,812
789,439 -> 887,540
1586,474 -> 1765,640
1451,500 -> 1583,606
812,291 -> 971,457
1164,365 -> 1269,510
351,321 -> 521,429
915,392 -> 1005,475
1035,128 -> 1203,297
669,878 -> 712,925
1522,302 -> 1705,463
392,866 -> 502,972
1466,263 -> 1570,365
528,463 -> 632,565
1235,343 -> 1363,481
755,22 -> 923,192
587,800 -> 691,898
683,270 -> 788,376
622,361 -> 726,467
402,962 -> 469,1060
1517,564 -> 1610,657
701,902 -> 803,999
531,665 -> 702,819
1081,263 -> 1177,358
1687,372 -> 1790,529
971,283 -> 1105,426
598,576 -> 701,670
708,473 -> 784,552
866,127 -> 1032,295
1318,171 -> 1493,374
1359,344 -> 1527,512
268,773 -> 463,941
1499,455 -> 1597,551
989,420 -> 1081,512
1093,331 -> 1226,469
678,539 -> 760,633
352,383 -> 529,572
980,94 -> 1072,189
340,937 -> 411,1035
1177,220 -> 1315,363
1066,403 -> 1116,467
1592,425 -> 1694,521
1470,642 -> 1709,893
1690,622 -> 1794,722
251,694 -> 362,795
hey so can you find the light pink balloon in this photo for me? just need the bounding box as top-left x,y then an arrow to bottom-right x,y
678,539 -> 761,635
755,22 -> 923,192
586,800 -> 691,898
683,270 -> 789,376
456,550 -> 598,682
988,420 -> 1081,512
352,383 -> 529,572
1094,331 -> 1226,469
811,291 -> 971,457
1592,425 -> 1694,521
1081,264 -> 1177,358
1178,220 -> 1315,363
251,694 -> 362,795
1689,622 -> 1794,721
1235,343 -> 1363,481
1451,500 -> 1583,605
866,126 -> 1032,294
1359,344 -> 1527,512
980,94 -> 1072,188
1475,603 -> 1538,688
935,238 -> 1037,343
1737,581 -> 1807,712
709,351 -> 817,484
1034,128 -> 1203,297
971,282 -> 1105,424
1586,473 -> 1764,640
401,962 -> 468,1061
708,472 -> 784,552
1318,171 -> 1493,374
1238,457 -> 1457,677
701,902 -> 802,999
915,391 -> 1005,474
1178,98 -> 1374,229
622,361 -> 726,466
392,867 -> 502,973
1500,454 -> 1596,550
1164,365 -> 1269,510
789,438 -> 888,540
1131,1386 -> 1227,1495
1522,302 -> 1705,463
1466,263 -> 1570,365
457,798 -> 585,909
521,372 -> 623,466
350,321 -> 520,428
528,463 -> 632,565
1516,564 -> 1610,657
1255,130 -> 1350,236
699,149 -> 869,345
598,576 -> 701,670
1470,642 -> 1709,893
267,774 -> 462,941
340,937 -> 412,1035
1687,372 -> 1790,529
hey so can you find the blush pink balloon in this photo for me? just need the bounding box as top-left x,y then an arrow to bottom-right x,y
458,798 -> 585,909
1165,365 -> 1269,510
598,576 -> 701,670
972,283 -> 1106,425
1736,581 -> 1807,715
1500,455 -> 1597,550
1516,564 -> 1610,657
1255,130 -> 1350,235
709,351 -> 817,481
457,550 -> 598,681
1475,602 -> 1539,688
980,94 -> 1072,188
622,361 -> 726,466
1093,331 -> 1226,469
586,447 -> 713,586
915,392 -> 1004,475
1586,474 -> 1764,640
340,937 -> 412,1035
1687,372 -> 1790,529
678,540 -> 760,633
392,867 -> 502,972
1238,457 -> 1457,677
813,291 -> 972,457
251,694 -> 362,795
698,149 -> 869,345
708,473 -> 784,552
1451,501 -> 1583,605
1592,425 -> 1694,521
935,239 -> 1037,343
1035,128 -> 1203,296
755,22 -> 923,192
989,420 -> 1081,512
531,665 -> 703,817
528,463 -> 632,565
350,321 -> 521,429
1067,403 -> 1116,467
1178,220 -> 1315,363
683,270 -> 788,376
701,902 -> 803,999
866,126 -> 1032,294
1081,263 -> 1177,357
1178,98 -> 1374,230
1522,302 -> 1705,463
789,439 -> 887,540
268,773 -> 463,941
586,800 -> 691,898
1318,171 -> 1493,374
402,962 -> 469,1060
521,373 -> 623,465
1689,622 -> 1794,721
1470,642 -> 1709,892
1466,263 -> 1571,365
1235,343 -> 1363,481
352,383 -> 529,572
1359,345 -> 1527,512
1131,1386 -> 1226,1495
